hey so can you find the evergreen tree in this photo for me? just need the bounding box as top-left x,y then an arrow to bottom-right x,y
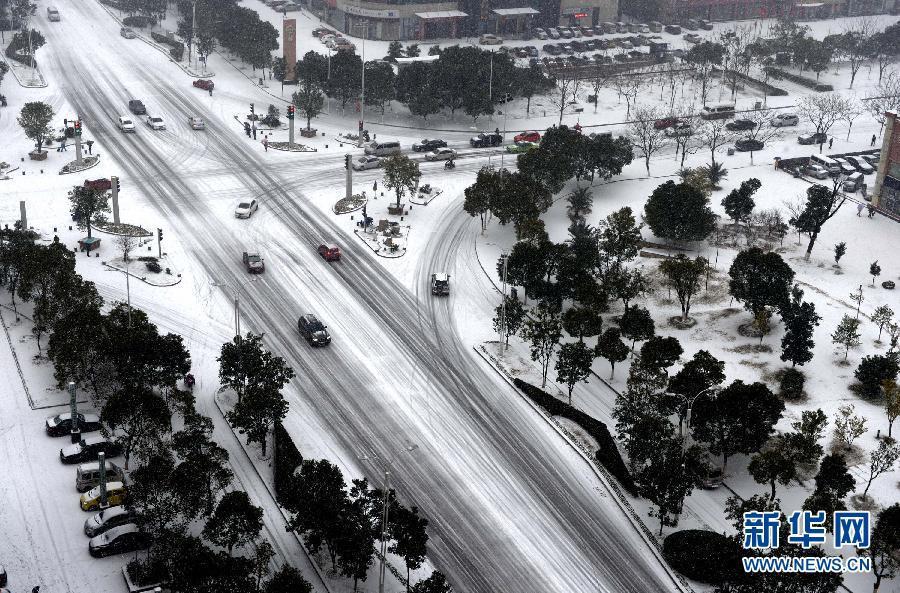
644,180 -> 716,243
284,459 -> 348,571
748,438 -> 797,500
390,505 -> 429,593
780,285 -> 821,367
792,181 -> 848,260
562,306 -> 603,344
492,296 -> 526,346
637,438 -> 706,535
721,178 -> 761,225
264,564 -> 312,593
832,315 -> 861,361
729,248 -> 795,336
855,355 -> 900,399
202,490 -> 264,555
102,386 -> 172,468
618,305 -> 655,354
668,350 -> 725,431
833,242 -> 847,266
884,379 -> 900,439
519,300 -> 563,388
639,335 -> 683,372
871,305 -> 895,342
870,260 -> 882,286
862,504 -> 900,593
17,100 -> 54,153
69,185 -> 111,239
659,254 -> 707,322
227,382 -> 290,457
595,328 -> 629,379
412,571 -> 452,593
803,452 -> 854,530
598,206 -> 643,275
382,154 -> 421,208
555,341 -> 595,404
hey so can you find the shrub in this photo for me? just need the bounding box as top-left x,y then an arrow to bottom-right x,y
145,261 -> 162,273
663,529 -> 742,584
123,15 -> 155,27
855,355 -> 899,399
779,368 -> 805,400
273,421 -> 303,504
513,378 -> 635,494
764,66 -> 833,92
137,256 -> 158,262
150,31 -> 185,61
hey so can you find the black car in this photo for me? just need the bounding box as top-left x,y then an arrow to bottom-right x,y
128,99 -> 146,115
470,132 -> 503,148
798,132 -> 828,145
726,119 -> 756,131
735,138 -> 764,152
88,524 -> 150,558
298,314 -> 331,346
60,435 -> 123,464
46,412 -> 103,437
412,138 -> 447,152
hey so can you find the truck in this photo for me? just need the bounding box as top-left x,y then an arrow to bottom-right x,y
242,251 -> 265,273
431,273 -> 450,296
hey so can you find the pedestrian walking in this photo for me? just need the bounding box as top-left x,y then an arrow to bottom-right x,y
252,127 -> 257,140
208,87 -> 213,97
871,134 -> 877,147
373,180 -> 377,192
263,137 -> 268,152
867,204 -> 875,218
86,140 -> 93,155
828,137 -> 833,150
857,203 -> 865,216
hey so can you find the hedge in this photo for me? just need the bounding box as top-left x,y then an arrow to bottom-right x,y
273,421 -> 303,504
512,378 -> 636,494
150,31 -> 185,61
663,529 -> 743,584
717,68 -> 787,97
123,15 -> 156,28
764,66 -> 833,92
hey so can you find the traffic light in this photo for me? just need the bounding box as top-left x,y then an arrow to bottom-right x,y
114,177 -> 120,194
157,228 -> 163,242
250,103 -> 255,116
344,154 -> 351,170
287,105 -> 295,120
63,118 -> 68,126
74,120 -> 82,136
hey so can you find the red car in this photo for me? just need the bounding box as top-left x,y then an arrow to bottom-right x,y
654,117 -> 680,130
514,131 -> 541,143
318,244 -> 341,262
193,79 -> 215,91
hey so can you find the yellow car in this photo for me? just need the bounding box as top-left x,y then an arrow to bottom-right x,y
80,481 -> 128,512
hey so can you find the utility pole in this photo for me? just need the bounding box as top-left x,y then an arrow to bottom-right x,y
234,293 -> 241,338
98,452 -> 108,508
110,176 -> 121,225
352,22 -> 368,148
288,104 -> 295,149
488,49 -> 494,116
74,119 -> 83,166
191,0 -> 197,69
68,382 -> 80,444
500,252 -> 508,354
378,469 -> 390,593
345,154 -> 353,199
125,269 -> 132,328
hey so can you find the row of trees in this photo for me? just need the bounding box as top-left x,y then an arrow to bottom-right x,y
173,0 -> 278,71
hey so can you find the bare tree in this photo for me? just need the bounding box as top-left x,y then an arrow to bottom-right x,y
865,70 -> 900,136
590,71 -> 608,114
720,25 -> 756,101
836,18 -> 875,89
740,110 -> 784,165
672,110 -> 701,169
627,106 -> 669,175
696,118 -> 736,169
842,97 -> 863,141
116,234 -> 139,263
549,64 -> 582,125
798,93 -> 854,152
613,75 -> 643,120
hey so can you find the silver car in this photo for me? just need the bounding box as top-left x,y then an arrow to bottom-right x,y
772,113 -> 799,127
188,116 -> 205,130
352,155 -> 382,171
425,148 -> 457,161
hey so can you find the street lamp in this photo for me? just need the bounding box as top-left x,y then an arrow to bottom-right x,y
668,386 -> 720,452
349,21 -> 369,148
211,277 -> 261,338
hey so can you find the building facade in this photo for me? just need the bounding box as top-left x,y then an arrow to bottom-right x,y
666,0 -> 896,21
872,111 -> 900,218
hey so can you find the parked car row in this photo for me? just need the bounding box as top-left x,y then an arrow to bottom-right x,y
313,27 -> 355,52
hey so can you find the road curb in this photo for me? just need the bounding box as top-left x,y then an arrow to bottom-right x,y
0,306 -> 35,409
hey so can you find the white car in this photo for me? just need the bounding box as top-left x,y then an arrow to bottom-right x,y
547,27 -> 560,39
771,113 -> 799,127
352,155 -> 382,171
120,27 -> 136,39
234,199 -> 259,218
145,115 -> 166,130
804,164 -> 829,179
425,147 -> 457,161
188,116 -> 205,130
117,116 -> 135,133
479,34 -> 503,45
534,27 -> 548,39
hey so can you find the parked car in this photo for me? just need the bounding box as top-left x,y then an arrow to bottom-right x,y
534,27 -> 548,39
234,199 -> 259,218
412,138 -> 446,152
76,461 -> 126,493
425,148 -> 457,161
560,43 -> 573,53
771,113 -> 799,127
317,243 -> 341,262
654,117 -> 680,130
726,118 -> 756,131
846,155 -> 875,174
506,141 -> 538,153
242,251 -> 264,273
60,435 -> 122,465
735,137 -> 764,152
547,27 -> 560,39
514,131 -> 541,143
699,19 -> 714,30
664,24 -> 682,34
479,34 -> 502,45
798,132 -> 828,145
470,132 -> 503,148
431,273 -> 450,296
843,172 -> 865,192
525,45 -> 539,57
88,524 -> 150,558
46,412 -> 102,437
80,481 -> 129,512
297,314 -> 331,346
861,153 -> 879,167
559,27 -> 573,39
804,164 -> 830,179
833,158 -> 856,175
683,33 -> 702,44
128,100 -> 146,115
352,155 -> 382,171
570,40 -> 585,52
188,116 -> 205,130
543,43 -> 561,55
120,27 -> 136,38
85,506 -> 140,538
145,116 -> 166,130
665,122 -> 694,137
117,116 -> 135,133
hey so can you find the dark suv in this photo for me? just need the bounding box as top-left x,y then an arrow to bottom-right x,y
298,314 -> 331,346
128,99 -> 146,115
412,138 -> 447,152
470,132 -> 503,148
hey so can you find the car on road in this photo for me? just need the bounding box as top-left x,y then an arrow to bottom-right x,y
470,132 -> 503,148
412,138 -> 446,152
726,118 -> 756,131
352,155 -> 382,171
193,79 -> 215,91
117,116 -> 135,133
88,524 -> 150,558
771,113 -> 799,127
47,6 -> 60,20
242,251 -> 264,273
798,132 -> 827,145
46,412 -> 102,437
188,116 -> 205,130
298,314 -> 331,346
506,141 -> 538,154
128,100 -> 146,115
60,435 -> 122,465
80,481 -> 129,512
431,273 -> 450,296
846,155 -> 875,174
84,506 -> 141,537
735,137 -> 764,152
120,27 -> 136,38
145,115 -> 166,130
234,199 -> 259,218
664,122 -> 693,137
803,164 -> 830,179
425,148 -> 457,161
479,34 -> 502,45
514,131 -> 541,143
317,243 -> 341,262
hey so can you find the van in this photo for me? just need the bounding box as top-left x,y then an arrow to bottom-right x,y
649,21 -> 663,32
700,103 -> 735,120
76,461 -> 126,493
810,153 -> 840,175
47,7 -> 60,21
842,172 -> 864,192
364,140 -> 401,156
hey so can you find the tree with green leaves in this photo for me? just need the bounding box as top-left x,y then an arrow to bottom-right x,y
595,327 -> 629,379
515,62 -> 553,115
728,247 -> 795,336
638,438 -> 706,535
265,564 -> 313,593
618,305 -> 655,354
780,285 -> 820,367
218,333 -> 291,404
412,571 -> 452,593
855,355 -> 899,399
562,306 -> 603,344
326,50 -> 362,111
293,52 -> 326,131
833,403 -> 867,451
749,438 -> 798,500
659,254 -> 707,323
382,154 -> 421,208
334,479 -> 378,592
833,242 -> 847,266
644,180 -> 716,244
69,185 -> 111,239
566,186 -> 593,225
395,62 -> 441,121
227,380 -> 290,457
102,386 -> 172,468
691,380 -> 784,471
492,296 -> 526,346
18,101 -> 53,153
863,504 -> 900,593
364,60 -> 395,114
598,207 -> 643,276
872,305 -> 894,342
884,380 -> 900,439
16,241 -> 76,353
390,505 -> 429,593
203,490 -> 263,555
832,315 -> 861,361
555,341 -> 594,404
500,241 -> 545,302
519,300 -> 563,388
721,178 -> 761,225
668,350 -> 725,432
803,453 -> 854,530
386,41 -> 403,60
870,260 -> 882,286
172,411 -> 233,516
639,335 -> 683,372
284,459 -> 348,571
